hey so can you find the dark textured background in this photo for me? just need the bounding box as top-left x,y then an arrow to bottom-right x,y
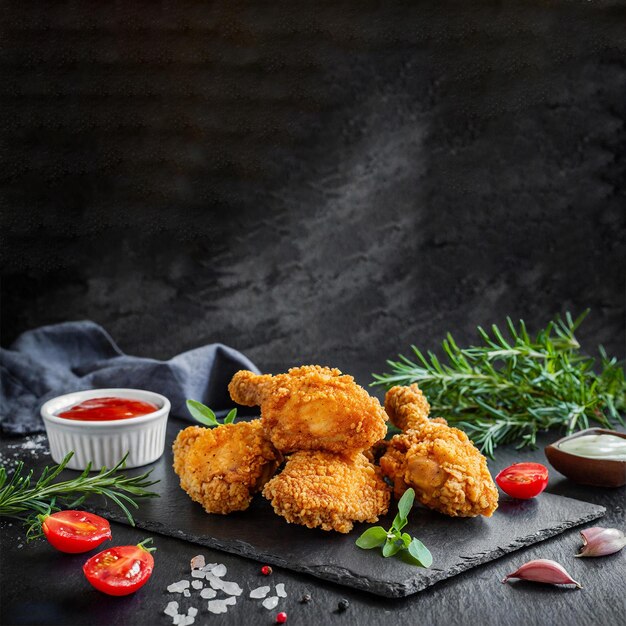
2,1 -> 625,384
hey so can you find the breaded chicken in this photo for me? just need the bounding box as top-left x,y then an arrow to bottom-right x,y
380,384 -> 498,518
228,371 -> 273,406
263,450 -> 390,533
386,383 -> 431,431
229,365 -> 388,454
172,420 -> 281,515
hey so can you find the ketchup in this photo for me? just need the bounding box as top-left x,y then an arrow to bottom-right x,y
57,397 -> 159,422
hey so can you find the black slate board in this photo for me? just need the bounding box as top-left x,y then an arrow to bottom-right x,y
94,420 -> 605,598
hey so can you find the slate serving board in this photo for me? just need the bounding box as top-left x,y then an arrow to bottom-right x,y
94,420 -> 605,598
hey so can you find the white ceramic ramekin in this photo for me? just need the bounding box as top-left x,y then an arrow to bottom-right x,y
41,388 -> 170,470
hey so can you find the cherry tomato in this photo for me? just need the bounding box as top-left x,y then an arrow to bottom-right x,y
83,539 -> 155,596
495,462 -> 549,499
41,510 -> 112,553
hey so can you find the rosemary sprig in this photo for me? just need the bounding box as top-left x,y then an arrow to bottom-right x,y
0,452 -> 160,538
372,311 -> 625,457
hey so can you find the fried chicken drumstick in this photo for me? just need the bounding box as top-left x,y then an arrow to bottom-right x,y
229,365 -> 388,454
263,450 -> 390,533
380,384 -> 498,518
173,420 -> 281,514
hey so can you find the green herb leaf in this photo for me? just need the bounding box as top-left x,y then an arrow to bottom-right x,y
392,513 -> 408,532
407,538 -> 433,567
224,408 -> 237,424
382,538 -> 403,558
372,311 -> 625,457
137,537 -> 157,553
186,400 -> 218,426
355,526 -> 388,549
396,488 -> 415,521
187,400 -> 219,426
356,489 -> 431,568
186,400 -> 238,427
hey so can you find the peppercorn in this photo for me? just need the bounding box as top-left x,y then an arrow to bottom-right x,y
337,599 -> 350,612
261,565 -> 273,576
276,611 -> 287,624
300,593 -> 312,604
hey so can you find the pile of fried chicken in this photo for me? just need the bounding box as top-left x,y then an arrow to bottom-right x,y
173,365 -> 499,533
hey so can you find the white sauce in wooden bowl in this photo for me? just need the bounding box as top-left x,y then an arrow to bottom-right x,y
559,433 -> 626,461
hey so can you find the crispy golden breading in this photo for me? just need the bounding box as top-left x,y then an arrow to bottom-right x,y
172,420 -> 281,515
380,385 -> 498,518
229,365 -> 388,454
385,383 -> 431,431
228,370 -> 273,406
262,450 -> 390,533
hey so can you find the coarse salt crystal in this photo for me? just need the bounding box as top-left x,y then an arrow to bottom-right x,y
167,580 -> 191,593
200,588 -> 217,599
164,601 -> 179,617
190,555 -> 206,570
207,574 -> 225,590
275,583 -> 287,598
191,569 -> 205,579
183,589 -> 191,598
191,580 -> 203,590
250,586 -> 271,599
262,596 -> 279,610
200,563 -> 218,572
211,564 -> 227,578
221,581 -> 243,596
188,608 -> 198,617
207,600 -> 229,614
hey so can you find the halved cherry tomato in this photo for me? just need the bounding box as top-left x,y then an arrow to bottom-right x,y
83,539 -> 155,596
41,510 -> 112,553
495,462 -> 549,499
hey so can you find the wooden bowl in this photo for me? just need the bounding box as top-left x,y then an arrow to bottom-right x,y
545,428 -> 626,488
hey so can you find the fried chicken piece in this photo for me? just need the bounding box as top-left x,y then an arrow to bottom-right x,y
380,384 -> 498,518
386,383 -> 431,431
363,439 -> 390,465
263,450 -> 390,533
228,370 -> 273,406
229,365 -> 388,454
172,420 -> 281,515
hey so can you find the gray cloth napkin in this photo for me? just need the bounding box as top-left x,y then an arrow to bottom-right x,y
0,321 -> 260,436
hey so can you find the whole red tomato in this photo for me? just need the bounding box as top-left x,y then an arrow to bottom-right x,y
41,510 -> 112,553
495,462 -> 549,499
83,539 -> 155,596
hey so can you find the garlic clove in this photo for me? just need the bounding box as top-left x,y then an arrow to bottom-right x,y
576,527 -> 626,558
579,527 -> 607,543
502,559 -> 582,588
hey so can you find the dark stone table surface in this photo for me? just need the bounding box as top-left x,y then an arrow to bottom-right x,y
1,423 -> 624,626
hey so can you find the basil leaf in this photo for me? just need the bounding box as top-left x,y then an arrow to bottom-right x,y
392,513 -> 408,532
223,408 -> 237,424
396,488 -> 415,521
355,526 -> 388,549
401,532 -> 412,548
407,538 -> 433,568
382,539 -> 402,558
186,400 -> 218,426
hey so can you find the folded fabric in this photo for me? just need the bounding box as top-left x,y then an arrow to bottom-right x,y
0,321 -> 260,436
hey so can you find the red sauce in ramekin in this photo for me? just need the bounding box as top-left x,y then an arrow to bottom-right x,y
57,397 -> 159,422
